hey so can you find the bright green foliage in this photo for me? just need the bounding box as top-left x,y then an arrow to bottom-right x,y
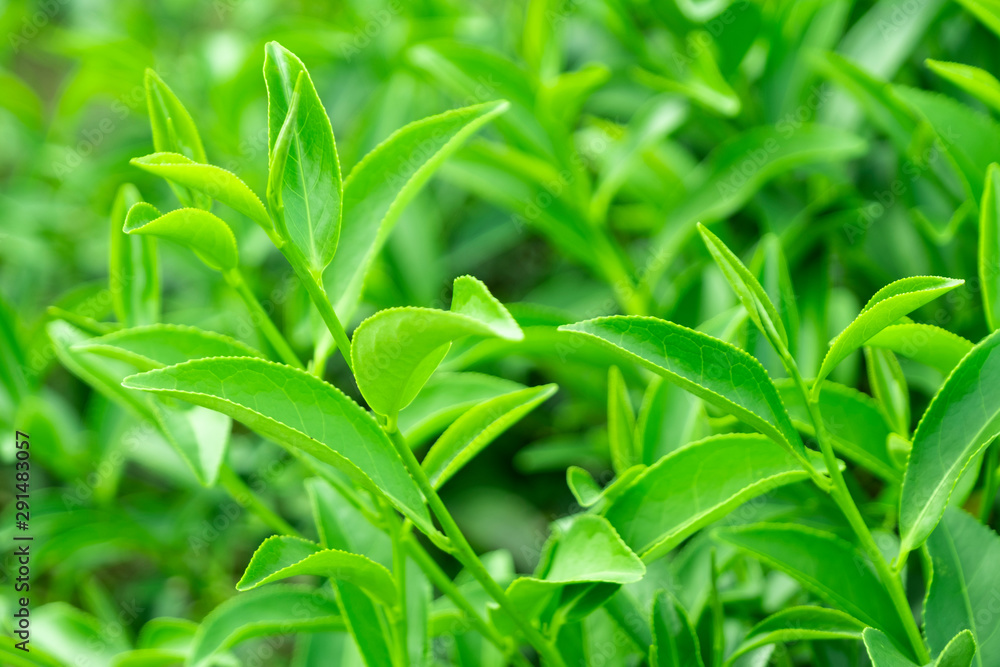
650,591 -> 704,667
76,324 -> 264,370
124,204 -> 239,272
725,607 -> 866,665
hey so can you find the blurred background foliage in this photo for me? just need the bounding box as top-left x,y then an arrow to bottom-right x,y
2,0 -> 1000,664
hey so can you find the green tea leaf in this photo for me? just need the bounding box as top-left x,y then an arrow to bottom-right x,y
264,42 -> 342,272
925,507 -> 1000,666
607,366 -> 637,474
237,535 -> 396,607
188,586 -> 343,666
559,316 -> 807,462
698,223 -> 788,352
74,324 -> 263,371
927,60 -> 1000,113
898,328 -> 1000,557
650,591 -> 704,667
956,0 -> 1000,37
422,383 -> 556,488
144,69 -> 209,210
865,347 -> 911,435
725,607 -> 865,666
980,163 -> 1000,332
934,630 -> 978,667
326,100 -> 508,320
862,627 -> 920,666
715,524 -> 910,646
752,235 -> 799,357
814,276 -> 963,388
352,275 -> 522,417
122,357 -> 435,535
124,204 -> 238,272
109,183 -> 159,327
866,323 -> 974,375
130,152 -> 275,241
604,434 -> 812,561
566,465 -> 643,509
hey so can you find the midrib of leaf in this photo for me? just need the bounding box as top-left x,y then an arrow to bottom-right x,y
291,106 -> 317,267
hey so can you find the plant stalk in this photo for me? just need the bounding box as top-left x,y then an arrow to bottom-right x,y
381,501 -> 410,666
383,424 -> 567,667
280,246 -> 353,372
786,361 -> 929,663
224,269 -> 304,369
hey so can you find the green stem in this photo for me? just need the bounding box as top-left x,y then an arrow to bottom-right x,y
218,464 -> 300,537
224,269 -> 304,369
383,424 -> 566,667
381,501 -> 409,667
980,441 -> 999,524
283,249 -> 354,372
786,362 -> 929,663
404,537 -> 533,667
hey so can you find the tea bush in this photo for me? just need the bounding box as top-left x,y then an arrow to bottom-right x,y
3,0 -> 1000,665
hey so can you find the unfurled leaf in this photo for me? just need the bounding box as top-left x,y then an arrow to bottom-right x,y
109,183 -> 159,327
956,0 -> 1000,37
607,366 -> 637,474
716,524 -> 910,647
264,42 -> 342,272
725,607 -> 865,666
981,163 -> 1000,332
422,383 -> 556,488
866,323 -> 974,374
122,357 -> 436,535
352,275 -> 522,417
778,380 -> 898,480
237,535 -> 396,607
814,276 -> 963,388
650,591 -> 704,667
927,60 -> 1000,113
604,434 -> 812,561
130,152 -> 276,242
74,324 -> 263,371
865,347 -> 910,435
566,465 -> 643,509
124,204 -> 238,272
326,100 -> 508,320
925,507 -> 1000,666
698,223 -> 788,352
187,587 -> 343,667
862,627 -> 921,666
144,69 -> 209,210
559,317 -> 808,462
898,328 -> 1000,558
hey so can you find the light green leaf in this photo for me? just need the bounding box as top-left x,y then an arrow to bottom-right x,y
715,524 -> 910,647
398,372 -> 525,446
925,507 -> 1000,667
130,152 -> 275,241
422,383 -> 556,488
650,591 -> 704,667
74,324 -> 263,371
326,100 -> 508,321
237,535 -> 396,607
752,235 -> 799,357
778,379 -> 898,481
934,630 -> 978,667
866,323 -> 974,375
122,357 -> 435,535
352,275 -> 522,417
981,163 -> 1000,332
264,42 -> 342,272
604,434 -> 812,562
898,328 -> 1000,558
109,183 -> 159,327
956,0 -> 1000,37
559,316 -> 808,462
862,628 -> 920,667
124,204 -> 238,272
866,347 -> 911,435
566,465 -> 644,509
724,607 -> 865,666
814,276 -> 963,388
187,587 -> 343,667
607,366 -> 637,474
698,223 -> 788,352
927,60 -> 1000,114
144,69 -> 209,210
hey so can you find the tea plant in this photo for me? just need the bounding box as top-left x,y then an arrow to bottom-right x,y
5,1 -> 1000,666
